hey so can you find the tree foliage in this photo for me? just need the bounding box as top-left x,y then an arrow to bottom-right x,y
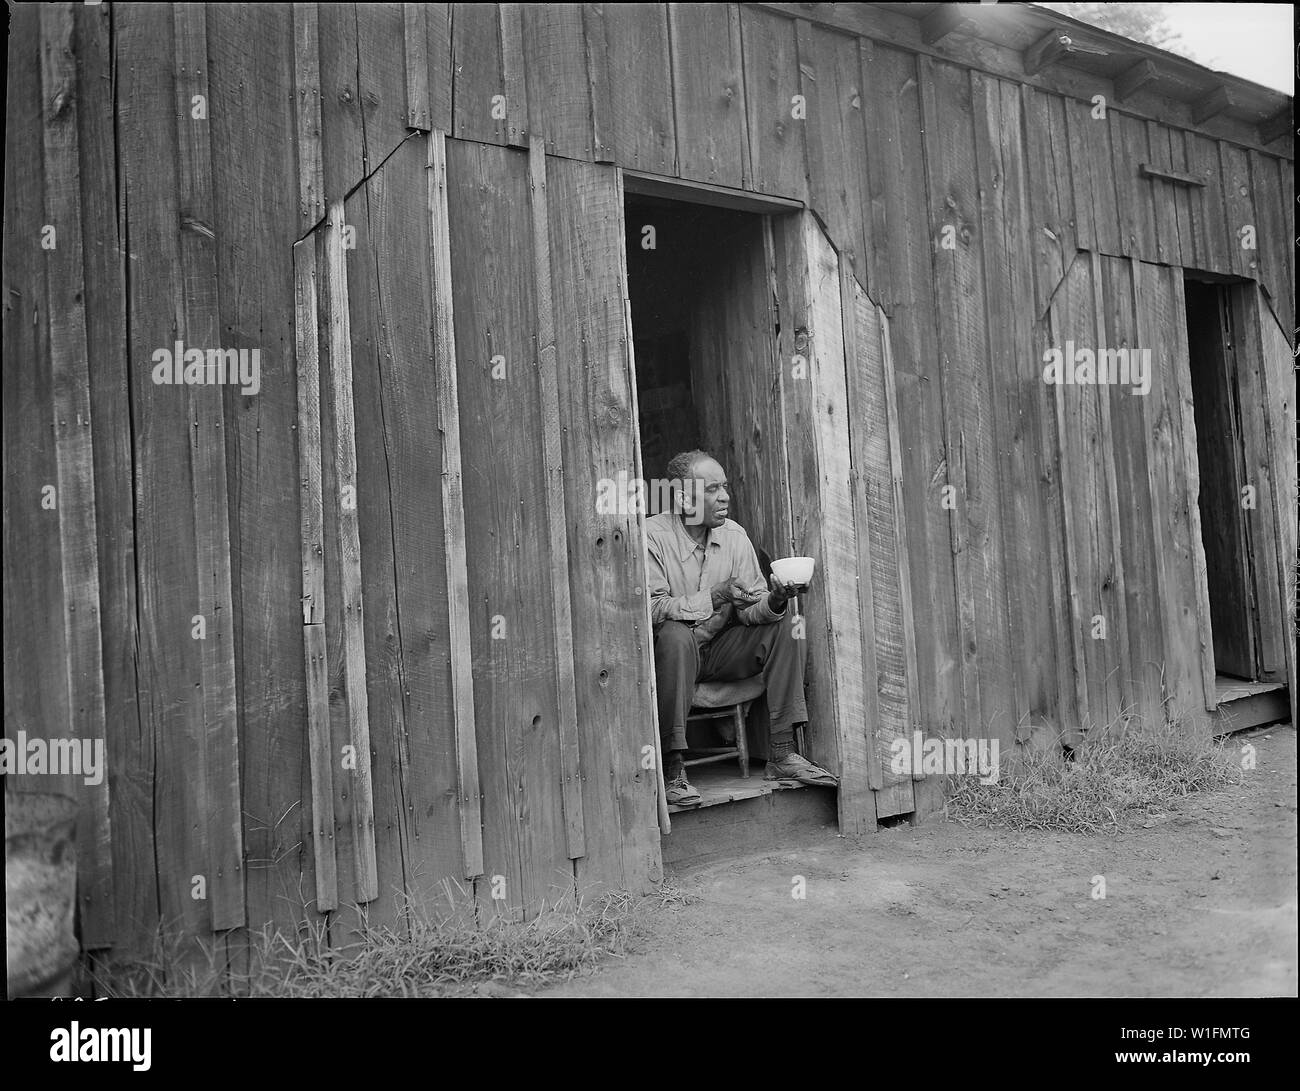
1035,2 -> 1182,50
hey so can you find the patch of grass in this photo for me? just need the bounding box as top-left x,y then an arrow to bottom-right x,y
91,880 -> 688,998
944,716 -> 1243,834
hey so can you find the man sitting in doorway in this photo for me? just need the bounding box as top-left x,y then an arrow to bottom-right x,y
646,449 -> 838,807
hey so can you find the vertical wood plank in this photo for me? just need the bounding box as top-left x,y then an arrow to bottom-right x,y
427,131 -> 484,881
528,139 -> 586,861
293,3 -> 324,232
1087,250 -> 1134,723
1099,255 -> 1166,730
1185,133 -> 1230,274
879,309 -> 922,772
798,22 -> 865,272
1046,255 -> 1094,740
3,4 -> 69,815
1219,141 -> 1259,282
863,44 -> 961,816
1134,262 -> 1212,727
1064,96 -> 1122,256
583,4 -> 615,162
403,4 -> 431,130
452,2 -> 507,146
1254,298 -> 1297,727
1142,120 -> 1179,266
445,138 -> 566,920
740,6 -> 805,200
295,241 -> 325,629
302,623 -> 338,910
1021,86 -> 1077,320
1249,151 -> 1293,335
1230,287 -> 1285,680
324,198 -> 378,902
317,3 -> 364,207
173,2 -> 245,931
207,1 -> 317,955
551,157 -> 663,892
74,0 -> 147,948
621,272 -> 672,836
116,1 -> 209,938
39,1 -> 116,947
970,72 -> 1035,738
772,212 -> 875,834
843,273 -> 911,813
294,239 -> 337,910
919,58 -> 1016,748
1111,111 -> 1154,259
667,3 -> 748,188
604,3 -> 674,174
354,3 -> 412,167
499,3 -> 529,147
346,135 -> 468,925
522,5 -> 594,161
1163,266 -> 1217,714
425,3 -> 453,134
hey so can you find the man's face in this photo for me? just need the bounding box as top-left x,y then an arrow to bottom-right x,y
679,457 -> 730,529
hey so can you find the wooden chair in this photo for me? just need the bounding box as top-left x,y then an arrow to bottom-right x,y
683,675 -> 765,779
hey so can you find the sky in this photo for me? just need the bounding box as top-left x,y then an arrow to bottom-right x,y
1160,3 -> 1294,93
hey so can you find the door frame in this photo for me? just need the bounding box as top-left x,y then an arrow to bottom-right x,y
617,170 -> 919,836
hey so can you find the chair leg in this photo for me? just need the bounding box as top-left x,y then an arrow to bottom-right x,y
795,722 -> 806,757
735,704 -> 750,778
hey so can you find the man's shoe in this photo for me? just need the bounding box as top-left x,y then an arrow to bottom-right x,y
665,772 -> 703,807
765,752 -> 838,786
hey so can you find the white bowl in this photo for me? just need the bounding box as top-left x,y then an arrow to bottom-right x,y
770,556 -> 815,586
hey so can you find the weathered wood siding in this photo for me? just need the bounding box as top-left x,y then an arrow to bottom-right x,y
3,2 -> 1292,956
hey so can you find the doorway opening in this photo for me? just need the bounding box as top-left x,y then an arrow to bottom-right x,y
1183,276 -> 1265,684
623,192 -> 805,810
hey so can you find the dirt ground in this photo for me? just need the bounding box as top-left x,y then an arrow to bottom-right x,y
536,725 -> 1297,998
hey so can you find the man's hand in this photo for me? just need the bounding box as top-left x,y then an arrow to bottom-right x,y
710,577 -> 764,611
766,571 -> 809,613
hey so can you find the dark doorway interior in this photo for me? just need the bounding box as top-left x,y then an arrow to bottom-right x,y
623,196 -> 779,537
623,194 -> 789,772
1184,277 -> 1260,681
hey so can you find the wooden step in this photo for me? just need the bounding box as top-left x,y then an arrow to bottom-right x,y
662,766 -> 837,866
1210,675 -> 1290,734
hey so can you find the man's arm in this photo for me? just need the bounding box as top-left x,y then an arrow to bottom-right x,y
647,535 -> 712,628
736,539 -> 784,626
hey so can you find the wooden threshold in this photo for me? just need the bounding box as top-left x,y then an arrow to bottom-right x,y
667,764 -> 816,813
1210,674 -> 1290,734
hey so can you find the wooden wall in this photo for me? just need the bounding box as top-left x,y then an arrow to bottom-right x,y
3,1 -> 1293,958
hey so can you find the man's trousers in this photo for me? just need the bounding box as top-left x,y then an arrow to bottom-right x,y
653,618 -> 808,752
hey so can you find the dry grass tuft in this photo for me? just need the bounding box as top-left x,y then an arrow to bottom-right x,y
91,879 -> 690,999
944,716 -> 1243,834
